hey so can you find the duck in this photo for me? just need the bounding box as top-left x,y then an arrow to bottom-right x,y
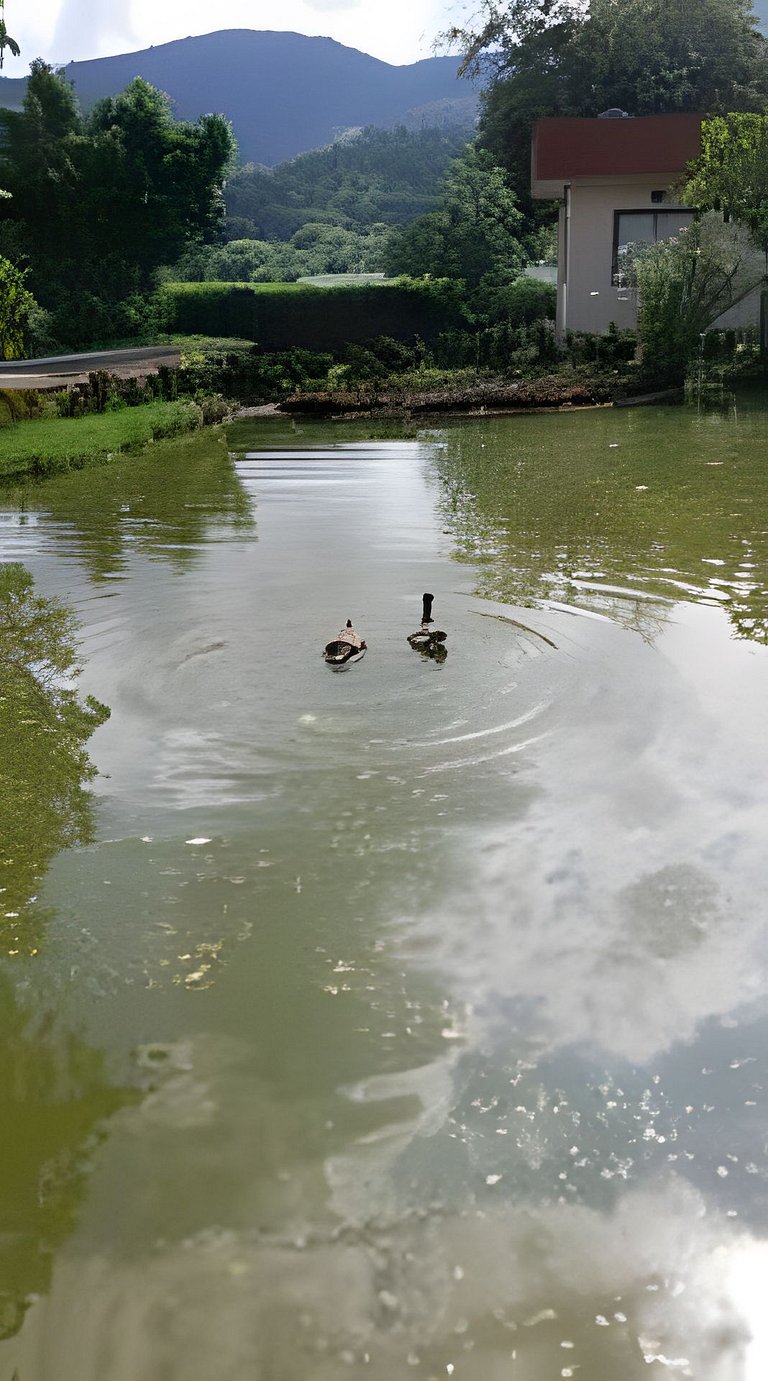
324,617 -> 367,666
407,593 -> 447,660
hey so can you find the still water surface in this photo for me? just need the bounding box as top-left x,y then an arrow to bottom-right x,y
1,401 -> 768,1379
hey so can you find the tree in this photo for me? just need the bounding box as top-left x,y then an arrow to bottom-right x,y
86,79 -> 236,282
172,221 -> 392,282
0,65 -> 236,346
222,125 -> 474,241
450,0 -> 767,105
0,256 -> 37,358
384,146 -> 526,290
0,0 -> 20,70
0,59 -> 81,272
628,211 -> 763,383
0,563 -> 110,926
0,19 -> 19,70
682,113 -> 768,260
445,0 -> 582,82
0,968 -> 132,1338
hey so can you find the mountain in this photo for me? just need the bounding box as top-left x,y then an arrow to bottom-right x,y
0,30 -> 478,166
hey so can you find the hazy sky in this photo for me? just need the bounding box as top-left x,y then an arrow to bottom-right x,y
4,0 -> 466,73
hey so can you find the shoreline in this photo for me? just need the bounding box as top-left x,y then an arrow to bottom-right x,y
273,382 -> 684,420
0,376 -> 694,486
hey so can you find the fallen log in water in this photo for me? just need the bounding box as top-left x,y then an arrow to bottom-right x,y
279,374 -> 623,417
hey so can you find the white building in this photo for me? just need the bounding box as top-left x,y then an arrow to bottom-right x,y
531,111 -> 704,336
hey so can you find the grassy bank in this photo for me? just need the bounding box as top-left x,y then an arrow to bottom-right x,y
0,399 -> 205,482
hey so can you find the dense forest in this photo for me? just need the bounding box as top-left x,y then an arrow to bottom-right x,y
173,124 -> 477,282
222,125 -> 477,239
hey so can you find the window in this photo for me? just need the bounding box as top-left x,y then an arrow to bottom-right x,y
612,208 -> 694,284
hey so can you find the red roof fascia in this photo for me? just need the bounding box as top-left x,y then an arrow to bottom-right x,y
533,114 -> 703,181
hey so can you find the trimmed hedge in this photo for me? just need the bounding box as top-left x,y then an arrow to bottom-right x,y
158,278 -> 463,351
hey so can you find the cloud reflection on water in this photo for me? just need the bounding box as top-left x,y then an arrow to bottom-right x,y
390,599 -> 768,1066
18,1165 -> 768,1379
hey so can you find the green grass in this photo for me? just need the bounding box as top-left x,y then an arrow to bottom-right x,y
0,399 -> 204,482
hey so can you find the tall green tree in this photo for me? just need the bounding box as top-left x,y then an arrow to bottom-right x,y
575,0 -> 768,114
682,113 -> 768,260
0,59 -> 81,271
384,146 -> 525,290
446,0 -> 582,82
0,64 -> 236,346
86,79 -> 236,280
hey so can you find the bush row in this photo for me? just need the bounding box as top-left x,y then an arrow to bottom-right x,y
158,278 -> 464,350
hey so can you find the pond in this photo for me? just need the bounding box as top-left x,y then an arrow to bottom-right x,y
1,398 -> 767,1380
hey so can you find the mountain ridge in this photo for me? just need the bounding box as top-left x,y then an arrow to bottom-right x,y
0,30 -> 477,166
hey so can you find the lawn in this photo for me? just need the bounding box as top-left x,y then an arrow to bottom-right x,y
0,400 -> 204,481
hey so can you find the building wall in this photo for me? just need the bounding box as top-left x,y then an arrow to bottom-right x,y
560,178 -> 691,334
711,284 -> 763,331
557,178 -> 761,336
532,116 -> 762,338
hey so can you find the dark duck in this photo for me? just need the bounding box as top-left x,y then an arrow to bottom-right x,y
407,593 -> 447,661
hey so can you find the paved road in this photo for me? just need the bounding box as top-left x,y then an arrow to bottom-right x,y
0,345 -> 181,390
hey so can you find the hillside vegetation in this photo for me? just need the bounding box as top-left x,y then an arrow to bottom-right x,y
223,125 -> 475,239
173,125 -> 476,282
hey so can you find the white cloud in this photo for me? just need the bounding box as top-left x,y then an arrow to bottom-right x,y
304,0 -> 360,10
53,0 -> 136,57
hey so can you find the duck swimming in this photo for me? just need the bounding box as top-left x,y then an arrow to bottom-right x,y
407,593 -> 447,660
324,618 -> 367,666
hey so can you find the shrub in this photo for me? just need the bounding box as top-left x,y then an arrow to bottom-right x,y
565,323 -> 637,368
341,335 -> 426,383
151,400 -> 203,437
0,388 -> 43,426
47,290 -> 161,352
487,276 -> 557,327
158,277 -> 463,351
176,339 -> 333,401
192,391 -> 230,424
0,257 -> 39,360
627,214 -> 763,386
